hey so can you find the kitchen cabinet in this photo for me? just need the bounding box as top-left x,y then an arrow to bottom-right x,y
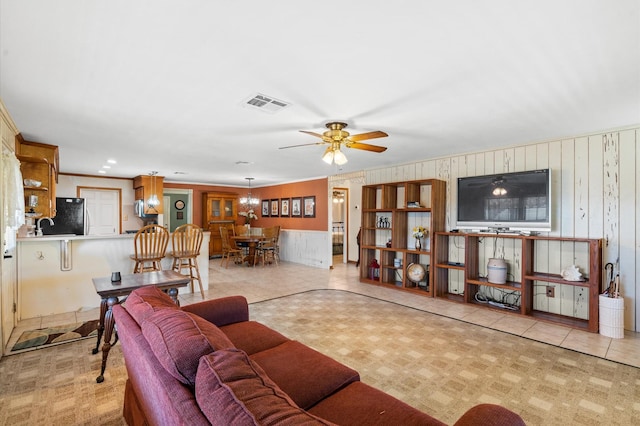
15,137 -> 58,217
359,179 -> 446,296
434,232 -> 602,332
133,175 -> 164,214
202,192 -> 238,257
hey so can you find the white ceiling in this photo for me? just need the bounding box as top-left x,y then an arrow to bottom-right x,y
1,1 -> 639,187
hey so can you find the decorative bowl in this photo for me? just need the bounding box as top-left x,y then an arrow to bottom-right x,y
24,179 -> 42,187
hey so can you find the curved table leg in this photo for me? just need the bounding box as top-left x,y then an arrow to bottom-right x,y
167,287 -> 180,306
96,296 -> 119,383
92,297 -> 108,355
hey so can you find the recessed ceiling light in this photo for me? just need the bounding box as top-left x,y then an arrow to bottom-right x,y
107,159 -> 117,164
102,165 -> 111,169
173,171 -> 187,175
98,170 -> 106,174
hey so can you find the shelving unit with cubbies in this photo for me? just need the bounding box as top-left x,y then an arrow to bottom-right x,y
359,179 -> 446,296
433,231 -> 602,332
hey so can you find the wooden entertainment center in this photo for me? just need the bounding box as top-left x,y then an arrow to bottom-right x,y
359,178 -> 603,332
433,232 -> 602,332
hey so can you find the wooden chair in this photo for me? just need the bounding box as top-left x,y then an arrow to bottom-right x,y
130,224 -> 170,273
234,224 -> 249,236
220,226 -> 243,268
253,225 -> 280,267
169,224 -> 204,299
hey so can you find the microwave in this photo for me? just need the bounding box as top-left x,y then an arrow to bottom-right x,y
135,199 -> 159,218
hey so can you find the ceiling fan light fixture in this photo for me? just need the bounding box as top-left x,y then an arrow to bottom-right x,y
322,147 -> 334,164
492,187 -> 507,196
333,148 -> 348,165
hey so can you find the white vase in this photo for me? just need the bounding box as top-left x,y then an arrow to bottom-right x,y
415,238 -> 421,251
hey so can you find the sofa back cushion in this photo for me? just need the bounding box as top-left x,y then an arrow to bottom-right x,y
142,309 -> 235,387
195,348 -> 336,426
125,285 -> 178,325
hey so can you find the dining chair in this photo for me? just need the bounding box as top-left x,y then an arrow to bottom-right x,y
220,226 -> 244,268
130,224 -> 170,273
253,225 -> 280,267
234,224 -> 249,236
169,223 -> 204,298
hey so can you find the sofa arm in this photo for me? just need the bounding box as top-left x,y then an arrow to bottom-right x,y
181,296 -> 249,326
453,404 -> 525,426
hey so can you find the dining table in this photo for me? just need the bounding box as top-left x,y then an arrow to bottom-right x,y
231,235 -> 266,266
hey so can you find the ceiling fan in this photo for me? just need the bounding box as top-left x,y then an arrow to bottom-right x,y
279,122 -> 388,165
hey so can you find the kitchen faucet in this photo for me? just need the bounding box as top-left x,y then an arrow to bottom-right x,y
36,217 -> 54,237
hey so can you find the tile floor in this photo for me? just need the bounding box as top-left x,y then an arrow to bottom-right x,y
6,258 -> 640,368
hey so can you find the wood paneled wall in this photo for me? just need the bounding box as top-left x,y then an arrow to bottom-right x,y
364,127 -> 639,331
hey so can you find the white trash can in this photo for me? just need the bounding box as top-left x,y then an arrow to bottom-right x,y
599,294 -> 624,338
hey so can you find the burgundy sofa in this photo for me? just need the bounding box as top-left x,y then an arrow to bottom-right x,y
112,286 -> 526,425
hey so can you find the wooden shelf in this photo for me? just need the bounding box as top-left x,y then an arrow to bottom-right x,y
16,140 -> 58,218
433,231 -> 602,332
359,179 -> 446,295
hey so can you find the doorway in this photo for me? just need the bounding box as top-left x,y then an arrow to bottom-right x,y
331,188 -> 348,266
163,189 -> 193,232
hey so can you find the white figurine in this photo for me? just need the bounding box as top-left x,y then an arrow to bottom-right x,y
561,265 -> 583,281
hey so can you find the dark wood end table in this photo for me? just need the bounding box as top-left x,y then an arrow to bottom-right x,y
91,270 -> 190,383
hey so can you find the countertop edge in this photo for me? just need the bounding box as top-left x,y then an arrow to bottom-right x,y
17,231 -> 210,242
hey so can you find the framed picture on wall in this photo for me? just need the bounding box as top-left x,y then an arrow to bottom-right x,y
176,211 -> 184,220
303,196 -> 316,218
280,198 -> 290,217
270,199 -> 279,217
261,200 -> 270,217
291,197 -> 302,217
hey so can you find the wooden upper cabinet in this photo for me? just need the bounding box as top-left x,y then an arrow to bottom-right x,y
133,175 -> 164,214
202,191 -> 238,257
15,136 -> 59,217
204,194 -> 237,222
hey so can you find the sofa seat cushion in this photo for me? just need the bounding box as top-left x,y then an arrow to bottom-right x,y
308,381 -> 446,426
250,340 -> 360,410
142,309 -> 235,386
196,349 -> 337,426
220,321 -> 290,355
124,285 -> 179,325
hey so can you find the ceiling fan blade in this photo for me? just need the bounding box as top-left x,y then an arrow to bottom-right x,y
299,130 -> 325,138
347,130 -> 388,142
345,142 -> 387,153
279,142 -> 326,150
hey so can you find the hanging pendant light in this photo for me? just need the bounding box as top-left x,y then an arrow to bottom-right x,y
239,177 -> 259,207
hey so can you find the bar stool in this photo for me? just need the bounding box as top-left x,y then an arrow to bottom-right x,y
170,224 -> 205,298
130,224 -> 170,273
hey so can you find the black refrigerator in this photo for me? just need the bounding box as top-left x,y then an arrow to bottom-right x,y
41,197 -> 87,235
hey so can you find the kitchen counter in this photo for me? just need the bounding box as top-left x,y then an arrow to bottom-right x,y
17,233 -> 137,241
16,232 -> 210,318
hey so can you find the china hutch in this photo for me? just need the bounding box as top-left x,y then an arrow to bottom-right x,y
202,191 -> 238,257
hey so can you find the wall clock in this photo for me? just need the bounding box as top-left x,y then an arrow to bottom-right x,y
174,200 -> 185,210
406,263 -> 426,283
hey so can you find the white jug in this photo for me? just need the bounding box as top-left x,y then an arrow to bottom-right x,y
487,258 -> 507,284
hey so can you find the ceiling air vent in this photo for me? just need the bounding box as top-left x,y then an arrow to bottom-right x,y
242,93 -> 290,114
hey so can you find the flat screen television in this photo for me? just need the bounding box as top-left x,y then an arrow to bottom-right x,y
456,169 -> 551,232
